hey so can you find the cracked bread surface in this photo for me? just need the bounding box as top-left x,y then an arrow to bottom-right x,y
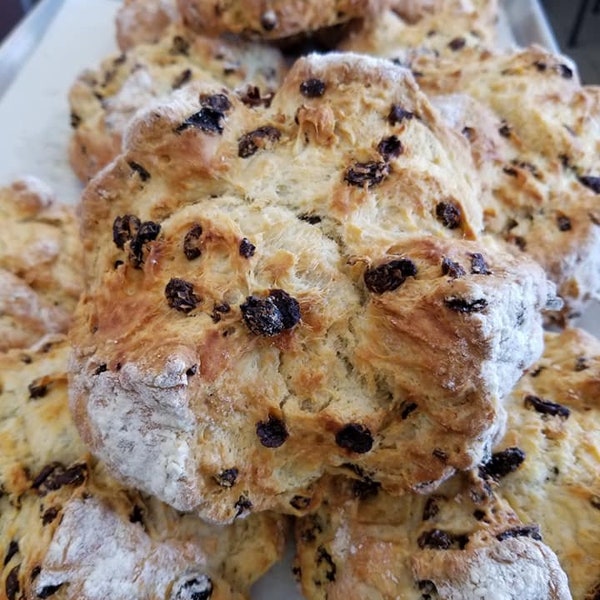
71,53 -> 556,523
0,337 -> 285,600
68,23 -> 286,182
0,178 -> 83,352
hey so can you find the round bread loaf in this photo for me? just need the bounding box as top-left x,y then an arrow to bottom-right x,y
69,24 -> 286,181
176,0 -> 390,41
0,336 -> 285,600
71,53 -> 557,523
294,472 -> 570,599
0,178 -> 83,352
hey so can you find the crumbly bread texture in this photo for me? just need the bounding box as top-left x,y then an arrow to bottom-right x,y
0,178 -> 83,352
497,328 -> 600,599
116,0 -> 181,51
0,337 -> 285,600
70,53 -> 556,523
69,24 -> 286,181
339,0 -> 498,61
294,473 -> 570,600
430,89 -> 600,322
177,0 -> 390,41
379,45 -> 600,319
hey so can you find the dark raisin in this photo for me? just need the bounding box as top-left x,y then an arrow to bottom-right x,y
211,303 -> 230,323
238,126 -> 281,158
234,495 -> 252,518
388,105 -> 414,125
256,415 -> 288,448
129,505 -> 144,525
165,278 -> 200,314
575,356 -> 589,371
534,60 -> 547,71
171,35 -> 190,55
473,509 -> 486,521
590,495 -> 600,510
503,166 -> 518,177
214,468 -> 239,488
352,478 -> 381,500
579,175 -> 600,194
344,161 -> 390,188
127,160 -> 150,182
524,395 -> 570,418
300,78 -> 326,98
417,529 -> 453,549
114,260 -> 124,269
432,448 -> 448,462
176,108 -> 226,134
418,580 -> 438,597
113,214 -> 140,249
237,85 -> 273,108
241,290 -> 300,336
299,213 -> 322,224
31,566 -> 41,581
479,447 -> 525,480
364,259 -> 417,294
448,36 -> 466,50
183,224 -> 203,260
37,584 -> 63,598
130,220 -> 161,268
170,575 -> 213,600
94,364 -> 107,375
70,112 -> 81,128
435,201 -> 462,229
5,565 -> 19,600
300,514 -> 323,543
513,235 -> 527,251
444,297 -> 488,313
335,424 -> 373,454
239,238 -> 256,258
423,497 -> 440,521
462,125 -> 475,140
200,93 -> 231,113
400,402 -> 418,419
529,366 -> 544,377
496,524 -> 542,542
28,379 -> 48,399
172,68 -> 192,89
41,507 -> 59,525
377,136 -> 403,160
441,257 -> 466,278
4,541 -> 18,566
556,214 -> 572,231
470,253 -> 491,275
33,463 -> 87,493
557,63 -> 573,79
260,9 -> 278,30
186,364 -> 198,377
316,546 -> 336,582
498,122 -> 511,137
290,495 -> 312,510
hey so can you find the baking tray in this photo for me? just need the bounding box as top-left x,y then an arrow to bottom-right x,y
0,2 -> 593,599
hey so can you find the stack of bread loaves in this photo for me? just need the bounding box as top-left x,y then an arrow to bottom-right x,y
1,0 -> 598,599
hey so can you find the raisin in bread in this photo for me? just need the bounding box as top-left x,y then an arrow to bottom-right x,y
176,0 -> 390,41
70,53 -> 557,523
69,24 -> 286,181
0,178 -> 83,351
0,336 -> 285,600
495,328 -> 600,599
116,0 -> 181,51
294,473 -> 570,599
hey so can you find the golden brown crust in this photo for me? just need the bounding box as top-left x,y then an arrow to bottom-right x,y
177,0 -> 390,40
0,337 -> 285,600
68,24 -> 286,182
0,178 -> 83,351
294,474 -> 570,599
71,53 -> 556,523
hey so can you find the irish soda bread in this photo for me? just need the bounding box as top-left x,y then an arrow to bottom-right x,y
176,0 -> 390,41
69,24 -> 286,181
71,53 -> 557,523
0,178 -> 82,352
0,336 -> 285,600
497,328 -> 600,599
294,473 -> 570,599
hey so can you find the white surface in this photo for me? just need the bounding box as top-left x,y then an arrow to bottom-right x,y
0,1 -> 596,599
